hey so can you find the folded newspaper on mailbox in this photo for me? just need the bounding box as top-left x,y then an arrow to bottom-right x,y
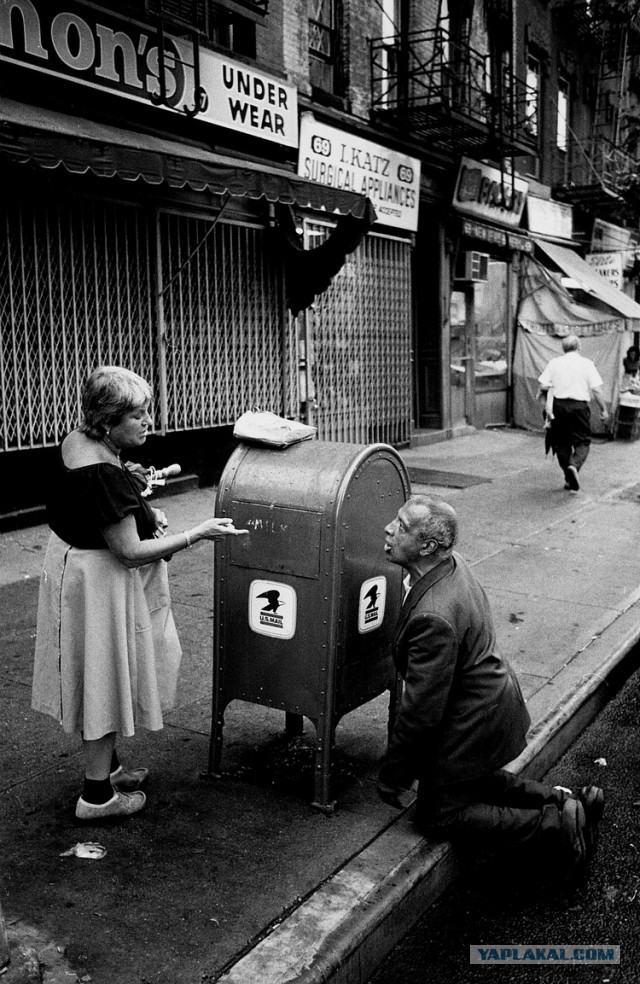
233,409 -> 317,448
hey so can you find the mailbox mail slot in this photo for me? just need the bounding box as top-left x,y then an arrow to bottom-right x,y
207,440 -> 410,811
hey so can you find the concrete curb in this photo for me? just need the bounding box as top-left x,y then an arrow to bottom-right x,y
215,604 -> 640,984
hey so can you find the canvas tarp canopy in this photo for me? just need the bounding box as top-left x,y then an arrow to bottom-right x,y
513,251 -> 635,434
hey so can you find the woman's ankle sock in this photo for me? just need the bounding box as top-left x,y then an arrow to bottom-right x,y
82,777 -> 114,805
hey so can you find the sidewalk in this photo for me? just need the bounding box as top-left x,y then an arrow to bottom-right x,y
2,428 -> 640,984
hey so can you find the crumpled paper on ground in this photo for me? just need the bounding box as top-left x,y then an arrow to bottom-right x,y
60,842 -> 107,859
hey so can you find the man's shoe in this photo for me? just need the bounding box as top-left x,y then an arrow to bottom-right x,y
560,797 -> 587,873
76,789 -> 146,821
110,765 -> 149,790
576,786 -> 605,859
566,465 -> 580,491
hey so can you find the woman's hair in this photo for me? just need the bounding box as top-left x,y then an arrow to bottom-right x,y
80,366 -> 152,440
626,346 -> 639,360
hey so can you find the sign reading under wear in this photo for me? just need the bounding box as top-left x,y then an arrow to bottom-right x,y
248,580 -> 297,639
0,0 -> 298,146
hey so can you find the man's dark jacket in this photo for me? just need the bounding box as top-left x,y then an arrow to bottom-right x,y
379,552 -> 530,790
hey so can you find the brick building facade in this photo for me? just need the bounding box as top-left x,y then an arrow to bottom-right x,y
1,1 -> 639,522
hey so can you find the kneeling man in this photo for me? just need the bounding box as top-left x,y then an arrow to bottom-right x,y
379,494 -> 603,874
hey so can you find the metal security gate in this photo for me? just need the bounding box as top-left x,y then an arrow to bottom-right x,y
0,195 -> 294,451
303,222 -> 413,445
0,197 -> 157,451
158,210 -> 294,432
0,193 -> 410,453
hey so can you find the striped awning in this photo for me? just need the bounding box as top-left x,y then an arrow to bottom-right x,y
0,98 -> 376,222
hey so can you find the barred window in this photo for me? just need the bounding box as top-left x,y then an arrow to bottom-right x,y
309,0 -> 343,94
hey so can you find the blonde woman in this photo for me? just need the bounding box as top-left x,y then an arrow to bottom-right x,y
32,366 -> 247,821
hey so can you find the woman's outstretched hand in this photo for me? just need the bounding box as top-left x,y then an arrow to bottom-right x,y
194,518 -> 249,541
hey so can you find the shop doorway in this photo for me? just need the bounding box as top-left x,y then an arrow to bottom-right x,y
450,259 -> 510,429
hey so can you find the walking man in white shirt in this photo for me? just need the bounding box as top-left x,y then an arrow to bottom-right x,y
538,335 -> 609,492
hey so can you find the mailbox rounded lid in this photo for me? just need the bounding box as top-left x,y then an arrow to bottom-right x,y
216,440 -> 408,515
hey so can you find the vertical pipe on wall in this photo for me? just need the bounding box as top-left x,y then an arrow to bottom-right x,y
155,210 -> 168,436
439,221 -> 452,432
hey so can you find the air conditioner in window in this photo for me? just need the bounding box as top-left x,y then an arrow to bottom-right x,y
455,251 -> 490,283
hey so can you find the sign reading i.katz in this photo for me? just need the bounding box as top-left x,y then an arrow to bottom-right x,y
0,0 -> 298,147
298,115 -> 420,231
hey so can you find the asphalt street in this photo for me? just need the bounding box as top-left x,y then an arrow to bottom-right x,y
367,664 -> 640,984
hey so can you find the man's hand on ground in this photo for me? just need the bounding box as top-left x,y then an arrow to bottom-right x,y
377,781 -> 415,809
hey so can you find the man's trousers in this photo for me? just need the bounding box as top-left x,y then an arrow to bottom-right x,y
417,769 -> 569,855
551,398 -> 591,474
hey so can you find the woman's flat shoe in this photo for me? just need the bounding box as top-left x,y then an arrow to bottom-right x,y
110,765 -> 149,790
76,789 -> 146,820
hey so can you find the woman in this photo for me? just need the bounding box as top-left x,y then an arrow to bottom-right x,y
32,366 -> 247,821
623,345 -> 640,376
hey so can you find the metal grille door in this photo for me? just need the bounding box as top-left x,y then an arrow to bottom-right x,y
0,197 -> 156,451
304,224 -> 413,445
158,212 -> 294,431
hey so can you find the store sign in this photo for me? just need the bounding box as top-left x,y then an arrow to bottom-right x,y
199,49 -> 297,146
298,115 -> 420,231
591,218 -> 634,254
527,196 -> 573,241
453,157 -> 528,228
586,252 -> 624,291
462,219 -> 507,248
0,0 -> 298,146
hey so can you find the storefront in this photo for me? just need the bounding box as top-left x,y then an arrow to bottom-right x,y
295,116 -> 421,446
449,158 -> 531,430
0,0 -> 408,481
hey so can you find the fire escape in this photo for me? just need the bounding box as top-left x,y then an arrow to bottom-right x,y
552,0 -> 640,209
369,14 -> 538,161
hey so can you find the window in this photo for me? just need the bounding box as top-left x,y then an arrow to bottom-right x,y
557,77 -> 568,151
309,0 -> 342,93
209,7 -> 256,57
526,55 -> 540,137
379,0 -> 401,107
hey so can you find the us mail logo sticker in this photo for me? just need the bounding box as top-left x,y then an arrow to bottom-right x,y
358,576 -> 387,634
249,580 -> 297,639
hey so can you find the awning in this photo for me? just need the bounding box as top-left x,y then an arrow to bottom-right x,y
535,238 -> 640,320
0,98 -> 376,222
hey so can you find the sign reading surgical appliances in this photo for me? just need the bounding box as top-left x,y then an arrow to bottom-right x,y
454,157 -> 528,228
0,0 -> 298,147
298,115 -> 420,231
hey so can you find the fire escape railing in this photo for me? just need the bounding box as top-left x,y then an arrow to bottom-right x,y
370,27 -> 538,156
560,133 -> 638,199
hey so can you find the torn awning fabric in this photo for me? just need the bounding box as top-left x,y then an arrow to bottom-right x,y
0,98 -> 375,221
274,203 -> 377,316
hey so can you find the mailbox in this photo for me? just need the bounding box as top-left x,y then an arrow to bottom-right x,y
207,440 -> 411,811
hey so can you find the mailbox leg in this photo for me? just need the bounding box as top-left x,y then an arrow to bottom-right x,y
311,717 -> 337,815
284,712 -> 304,737
205,696 -> 226,779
